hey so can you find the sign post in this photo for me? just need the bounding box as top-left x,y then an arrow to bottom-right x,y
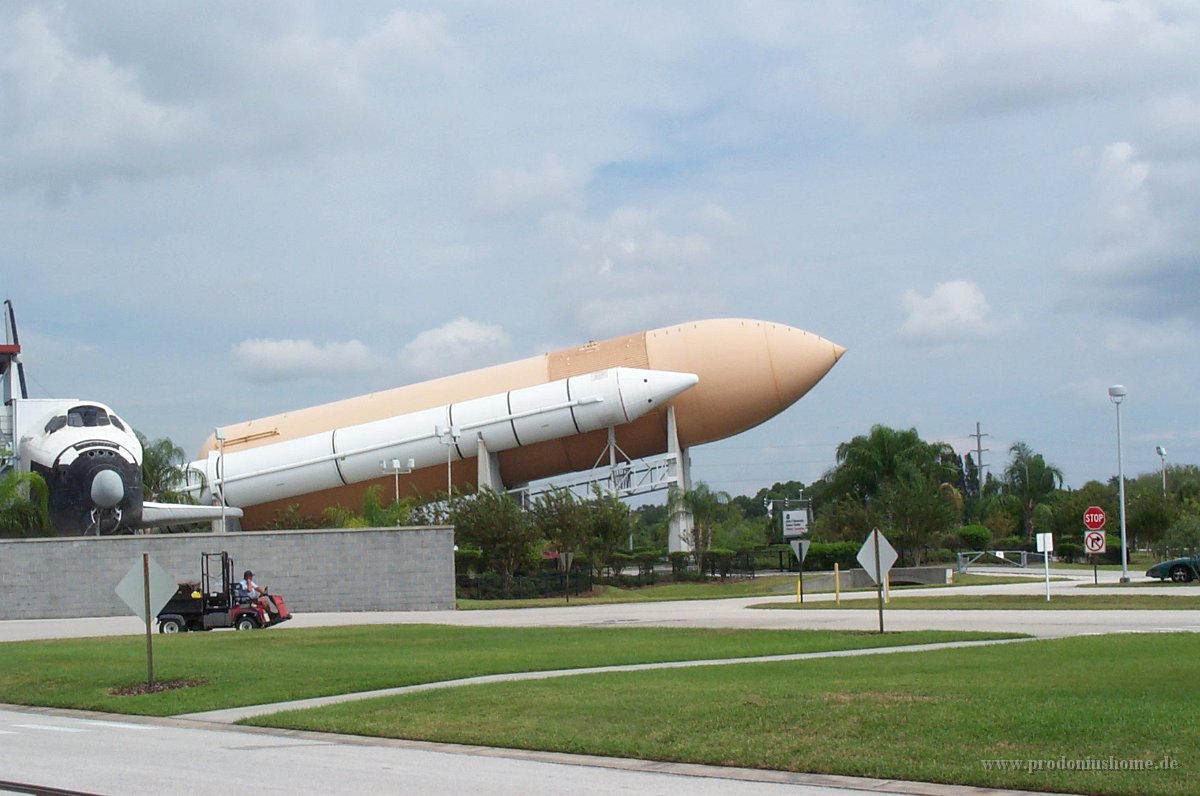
784,508 -> 812,605
115,554 -> 177,687
1082,507 -> 1107,586
856,529 -> 898,633
1035,533 -> 1054,602
789,539 -> 810,603
1083,529 -> 1107,584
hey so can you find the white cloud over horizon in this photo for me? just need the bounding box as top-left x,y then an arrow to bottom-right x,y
233,338 -> 379,383
398,318 -> 511,379
3,1 -> 1199,493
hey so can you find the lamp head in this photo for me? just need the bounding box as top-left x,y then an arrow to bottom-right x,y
1156,445 -> 1166,457
1107,384 -> 1126,404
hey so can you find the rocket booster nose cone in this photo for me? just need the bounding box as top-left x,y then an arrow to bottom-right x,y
614,367 -> 699,421
90,468 -> 125,509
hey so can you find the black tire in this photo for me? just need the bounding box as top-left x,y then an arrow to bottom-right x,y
159,617 -> 184,634
1169,565 -> 1194,583
235,616 -> 259,631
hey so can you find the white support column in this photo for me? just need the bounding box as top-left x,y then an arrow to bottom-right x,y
476,435 -> 504,491
666,405 -> 693,553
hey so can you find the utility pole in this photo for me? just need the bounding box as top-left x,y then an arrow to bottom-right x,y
969,421 -> 989,493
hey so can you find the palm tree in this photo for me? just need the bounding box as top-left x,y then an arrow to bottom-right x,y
833,425 -> 955,501
137,432 -> 195,503
668,483 -> 730,576
0,469 -> 51,536
1002,442 -> 1063,542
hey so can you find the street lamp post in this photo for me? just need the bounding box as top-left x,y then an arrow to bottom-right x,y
379,457 -> 415,506
436,425 -> 461,500
1156,445 -> 1167,498
214,427 -> 227,534
1108,385 -> 1129,583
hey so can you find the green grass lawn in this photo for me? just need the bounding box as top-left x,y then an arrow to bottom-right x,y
458,572 -> 1047,609
757,593 -> 1200,610
253,633 -> 1200,796
0,625 -> 1010,716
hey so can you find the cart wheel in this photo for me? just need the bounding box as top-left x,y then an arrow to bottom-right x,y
235,616 -> 259,631
159,617 -> 184,634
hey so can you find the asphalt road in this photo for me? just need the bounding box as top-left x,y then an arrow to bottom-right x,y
0,568 -> 1194,796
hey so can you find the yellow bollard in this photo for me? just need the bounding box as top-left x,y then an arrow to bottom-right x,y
884,572 -> 890,604
834,562 -> 841,604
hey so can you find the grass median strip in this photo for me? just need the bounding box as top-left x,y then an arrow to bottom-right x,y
0,625 -> 1014,716
457,573 -> 1047,609
251,633 -> 1200,796
755,593 -> 1200,610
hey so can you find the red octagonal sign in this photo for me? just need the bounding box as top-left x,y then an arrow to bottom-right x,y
1083,506 -> 1107,531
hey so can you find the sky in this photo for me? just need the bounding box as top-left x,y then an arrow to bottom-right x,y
3,1 -> 1198,499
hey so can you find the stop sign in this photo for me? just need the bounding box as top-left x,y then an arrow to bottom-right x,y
1083,506 -> 1107,531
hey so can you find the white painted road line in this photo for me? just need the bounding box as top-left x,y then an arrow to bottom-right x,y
13,723 -> 87,733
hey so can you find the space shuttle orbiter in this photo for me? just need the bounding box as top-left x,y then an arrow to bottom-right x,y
0,300 -> 240,535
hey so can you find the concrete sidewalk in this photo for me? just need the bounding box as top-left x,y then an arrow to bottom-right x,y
177,636 -> 1034,723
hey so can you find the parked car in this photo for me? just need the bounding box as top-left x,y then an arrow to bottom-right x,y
1146,555 -> 1200,583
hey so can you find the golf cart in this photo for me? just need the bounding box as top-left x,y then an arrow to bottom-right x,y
156,551 -> 291,633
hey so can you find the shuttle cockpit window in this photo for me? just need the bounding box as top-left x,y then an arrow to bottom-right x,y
67,405 -> 111,428
109,415 -> 126,432
45,415 -> 68,433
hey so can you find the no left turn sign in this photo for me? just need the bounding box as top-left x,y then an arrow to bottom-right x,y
1083,530 -> 1107,555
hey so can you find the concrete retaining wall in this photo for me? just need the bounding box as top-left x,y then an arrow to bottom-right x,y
0,526 -> 455,620
801,565 -> 954,593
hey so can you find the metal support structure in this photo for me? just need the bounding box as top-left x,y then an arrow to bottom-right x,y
476,436 -> 503,492
514,407 -> 691,537
665,406 -> 693,553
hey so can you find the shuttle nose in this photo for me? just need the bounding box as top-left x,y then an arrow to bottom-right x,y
90,468 -> 125,509
765,324 -> 845,408
616,368 -> 699,418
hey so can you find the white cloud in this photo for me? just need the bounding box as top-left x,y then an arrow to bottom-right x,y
0,8 -> 202,193
802,1 -> 1200,124
1101,317 -> 1196,355
0,5 -> 462,195
233,338 -> 378,383
900,280 -> 997,341
475,154 -> 586,217
542,206 -> 726,337
1069,141 -> 1200,321
399,318 -> 510,379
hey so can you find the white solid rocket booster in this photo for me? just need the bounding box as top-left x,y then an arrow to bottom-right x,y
196,367 -> 698,508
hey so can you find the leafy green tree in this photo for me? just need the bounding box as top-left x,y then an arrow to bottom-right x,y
587,486 -> 635,576
875,471 -> 957,565
323,484 -> 414,528
0,469 -> 51,536
531,488 -> 590,561
632,503 -> 669,549
1001,442 -> 1063,542
831,425 -> 955,501
1160,513 -> 1200,556
451,487 -> 539,589
809,496 -> 880,543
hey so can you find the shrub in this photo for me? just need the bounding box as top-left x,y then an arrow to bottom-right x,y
959,524 -> 992,550
1055,541 -> 1084,563
803,541 -> 860,572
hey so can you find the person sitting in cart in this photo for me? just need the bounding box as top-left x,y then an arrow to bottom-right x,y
239,570 -> 278,616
